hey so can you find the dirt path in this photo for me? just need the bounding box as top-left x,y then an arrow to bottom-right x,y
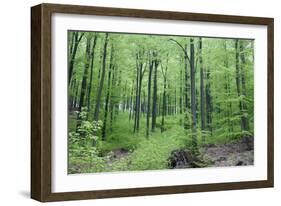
169,136 -> 254,169
106,148 -> 131,167
202,136 -> 254,167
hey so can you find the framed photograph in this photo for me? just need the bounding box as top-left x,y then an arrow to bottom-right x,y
31,3 -> 274,202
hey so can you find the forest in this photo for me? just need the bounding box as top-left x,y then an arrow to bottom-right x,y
68,31 -> 254,174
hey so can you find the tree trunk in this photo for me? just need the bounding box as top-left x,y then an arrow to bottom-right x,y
205,66 -> 212,134
110,61 -> 116,132
199,38 -> 206,143
129,83 -> 134,121
174,88 -> 177,114
76,36 -> 91,130
146,57 -> 153,137
86,34 -> 98,112
69,78 -> 76,110
123,81 -> 127,112
133,58 -> 140,133
93,33 -> 109,123
161,76 -> 167,133
184,44 -> 190,111
134,50 -> 146,132
102,45 -> 114,140
78,36 -> 91,112
235,39 -> 244,132
239,41 -> 249,131
160,59 -> 168,133
73,81 -> 80,109
223,41 -> 234,134
179,59 -> 183,114
68,32 -> 84,84
151,54 -> 159,132
190,38 -> 197,150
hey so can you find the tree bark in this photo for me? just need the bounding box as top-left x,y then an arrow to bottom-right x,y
235,39 -> 244,132
190,38 -> 197,150
93,33 -> 109,122
205,66 -> 212,134
151,52 -> 159,132
239,41 -> 249,131
199,38 -> 206,143
134,49 -> 146,132
110,62 -> 116,132
76,36 -> 91,130
86,34 -> 98,112
129,83 -> 134,121
179,58 -> 183,114
78,36 -> 91,112
68,32 -> 84,84
102,45 -> 114,140
161,62 -> 168,133
133,56 -> 140,133
146,56 -> 153,137
184,44 -> 190,111
223,41 -> 234,134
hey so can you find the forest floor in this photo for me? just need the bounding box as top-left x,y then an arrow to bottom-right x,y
68,114 -> 254,173
103,136 -> 254,171
201,136 -> 254,167
69,136 -> 254,173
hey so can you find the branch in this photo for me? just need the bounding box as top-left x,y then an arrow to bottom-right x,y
142,62 -> 147,77
169,39 -> 186,54
169,39 -> 191,65
78,32 -> 85,43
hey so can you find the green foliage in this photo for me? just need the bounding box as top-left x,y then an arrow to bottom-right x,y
68,31 -> 254,174
68,108 -> 105,173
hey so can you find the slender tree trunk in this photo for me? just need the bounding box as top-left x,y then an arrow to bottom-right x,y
161,76 -> 167,133
68,32 -> 84,84
133,59 -> 140,133
167,83 -> 170,115
110,61 -> 116,132
190,38 -> 197,150
123,81 -> 127,112
69,32 -> 75,56
199,38 -> 206,143
76,36 -> 91,130
160,58 -> 169,132
93,33 -> 109,123
183,44 -> 191,131
179,59 -> 183,114
114,69 -> 122,117
97,51 -> 103,80
141,91 -> 145,115
146,57 -> 153,137
78,37 -> 91,112
73,81 -> 80,109
86,35 -> 98,112
151,55 -> 159,132
240,41 -> 249,131
223,41 -> 234,134
102,45 -> 114,140
205,66 -> 212,134
137,69 -> 145,129
235,40 -> 244,131
174,88 -> 177,114
134,50 -> 146,132
69,78 -> 76,110
129,83 -> 134,121
184,44 -> 189,111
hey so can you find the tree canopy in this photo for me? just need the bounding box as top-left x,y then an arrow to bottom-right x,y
68,31 -> 254,173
